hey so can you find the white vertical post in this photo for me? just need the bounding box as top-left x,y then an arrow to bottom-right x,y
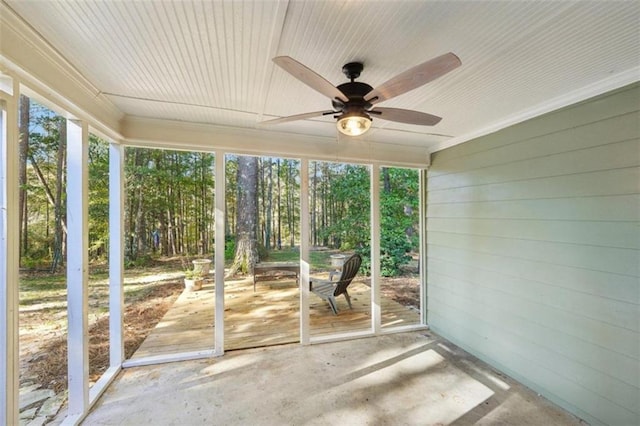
66,119 -> 89,419
108,142 -> 124,366
1,77 -> 19,426
419,168 -> 428,325
299,159 -> 310,345
214,152 -> 225,355
370,165 -> 381,333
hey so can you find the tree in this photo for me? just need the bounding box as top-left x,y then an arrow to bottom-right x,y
322,163 -> 370,252
264,158 -> 273,250
50,117 -> 66,272
379,167 -> 418,276
276,159 -> 282,249
19,102 -> 220,269
284,160 -> 299,247
87,136 -> 110,259
228,155 -> 259,275
307,162 -> 417,277
19,95 -> 29,259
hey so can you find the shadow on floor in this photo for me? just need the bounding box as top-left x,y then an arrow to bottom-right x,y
75,331 -> 583,425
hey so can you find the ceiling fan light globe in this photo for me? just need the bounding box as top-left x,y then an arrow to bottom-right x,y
337,113 -> 372,136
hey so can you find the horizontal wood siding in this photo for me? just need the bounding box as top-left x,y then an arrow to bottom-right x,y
427,83 -> 640,426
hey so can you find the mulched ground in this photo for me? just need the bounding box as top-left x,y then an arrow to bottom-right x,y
28,281 -> 184,393
380,276 -> 420,308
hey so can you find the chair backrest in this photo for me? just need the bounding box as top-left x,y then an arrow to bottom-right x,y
333,254 -> 362,296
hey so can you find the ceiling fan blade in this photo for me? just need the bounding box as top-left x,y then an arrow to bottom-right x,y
373,107 -> 442,126
273,56 -> 349,103
364,52 -> 461,105
260,110 -> 334,125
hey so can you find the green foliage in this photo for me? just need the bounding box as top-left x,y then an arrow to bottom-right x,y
380,229 -> 413,276
124,149 -> 216,261
20,255 -> 51,270
257,243 -> 269,260
183,269 -> 204,280
88,135 -> 110,261
311,164 -> 419,277
124,254 -> 154,268
379,167 -> 419,276
224,235 -> 236,261
318,164 -> 371,252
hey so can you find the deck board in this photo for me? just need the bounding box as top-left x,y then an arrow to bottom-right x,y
130,276 -> 420,359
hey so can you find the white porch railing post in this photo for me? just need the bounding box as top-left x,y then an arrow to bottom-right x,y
109,142 -> 125,366
371,165 -> 381,333
0,75 -> 20,426
66,119 -> 90,419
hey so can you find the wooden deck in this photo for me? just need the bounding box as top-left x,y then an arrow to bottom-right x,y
131,275 -> 420,359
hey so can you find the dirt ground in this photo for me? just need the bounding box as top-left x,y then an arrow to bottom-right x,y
381,276 -> 420,308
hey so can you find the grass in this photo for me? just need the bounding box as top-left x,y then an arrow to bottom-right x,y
18,249 -> 341,306
263,248 -> 345,270
19,274 -> 66,292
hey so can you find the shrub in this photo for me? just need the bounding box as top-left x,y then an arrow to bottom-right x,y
224,235 -> 236,261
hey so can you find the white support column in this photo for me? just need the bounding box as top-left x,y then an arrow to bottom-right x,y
370,165 -> 381,333
299,159 -> 310,345
214,152 -> 225,356
108,143 -> 125,366
89,148 -> 123,402
66,119 -> 89,420
1,76 -> 19,426
419,169 -> 428,325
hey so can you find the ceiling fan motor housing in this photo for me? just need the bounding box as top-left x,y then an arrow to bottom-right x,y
342,62 -> 364,80
332,81 -> 374,111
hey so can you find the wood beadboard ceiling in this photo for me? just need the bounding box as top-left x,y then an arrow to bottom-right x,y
4,0 -> 640,152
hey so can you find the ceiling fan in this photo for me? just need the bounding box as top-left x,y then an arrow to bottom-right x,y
261,52 -> 461,137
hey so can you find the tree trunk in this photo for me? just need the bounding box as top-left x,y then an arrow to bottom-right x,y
287,161 -> 296,248
259,158 -> 266,246
382,167 -> 391,193
311,162 -> 317,246
18,95 -> 29,260
276,159 -> 282,250
134,150 -> 147,257
265,158 -> 272,250
51,118 -> 67,272
321,162 -> 329,247
135,182 -> 145,256
166,156 -> 177,255
199,153 -> 207,254
229,155 -> 259,276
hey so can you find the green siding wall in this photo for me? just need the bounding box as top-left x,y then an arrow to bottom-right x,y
427,83 -> 640,426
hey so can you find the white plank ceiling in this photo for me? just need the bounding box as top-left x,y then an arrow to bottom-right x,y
4,0 -> 640,152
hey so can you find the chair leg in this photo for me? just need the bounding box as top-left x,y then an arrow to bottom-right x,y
343,291 -> 352,309
327,296 -> 338,315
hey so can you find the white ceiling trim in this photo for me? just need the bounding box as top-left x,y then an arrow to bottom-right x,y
431,67 -> 640,153
121,115 -> 430,167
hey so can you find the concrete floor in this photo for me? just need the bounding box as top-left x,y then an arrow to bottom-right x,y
80,331 -> 584,425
